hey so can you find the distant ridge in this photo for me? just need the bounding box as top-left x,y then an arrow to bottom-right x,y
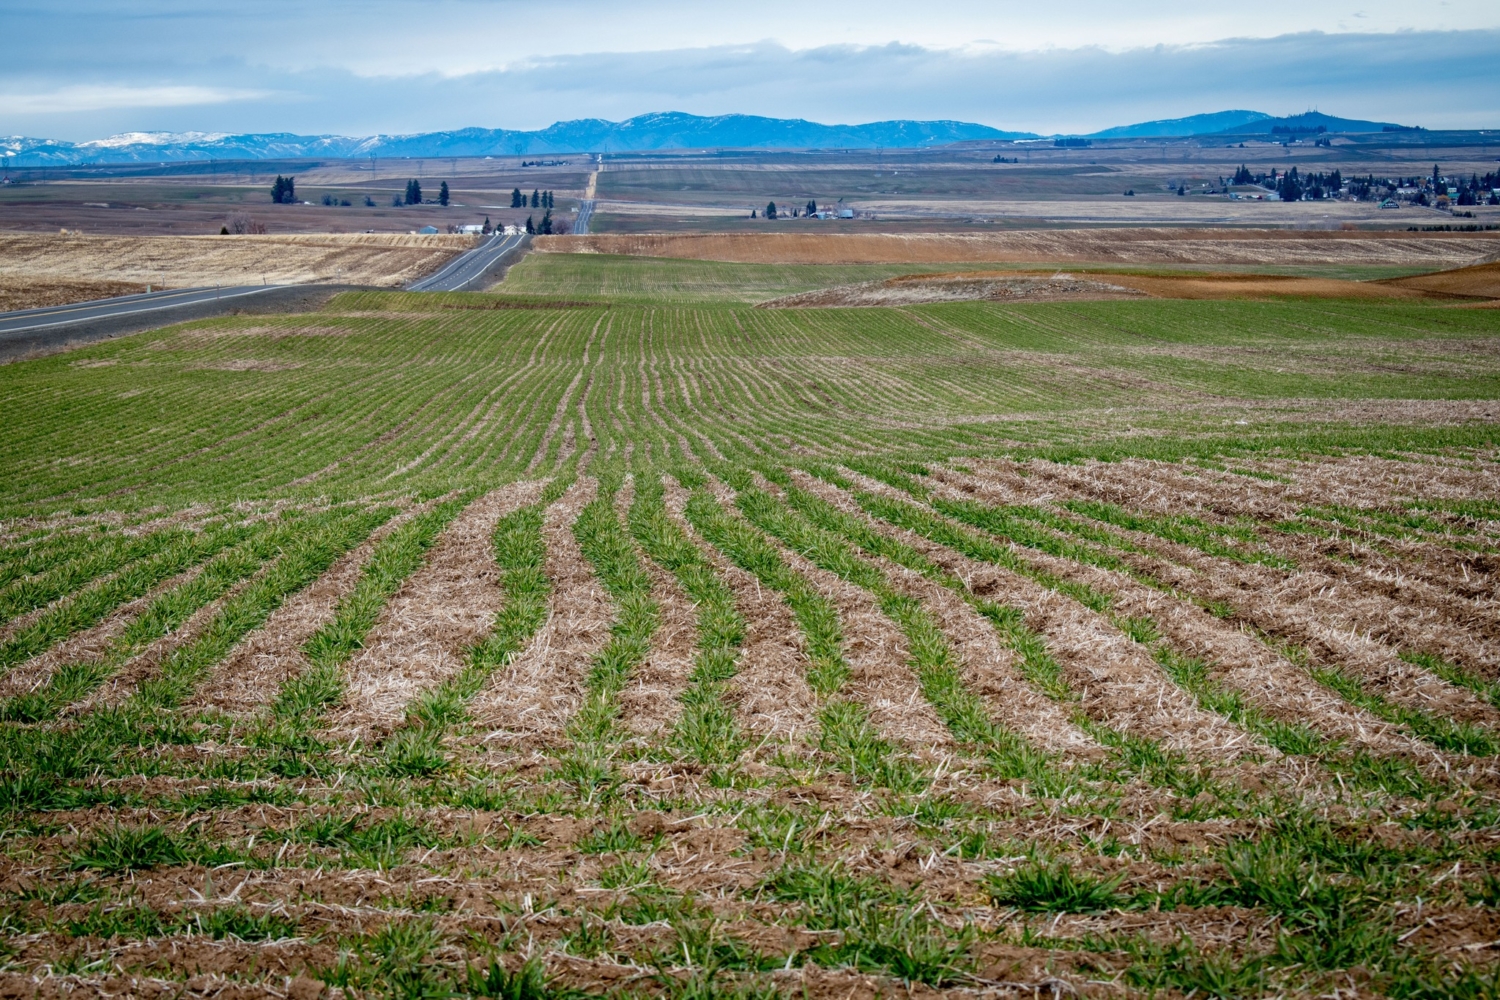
1210,111 -> 1409,135
1087,110 -> 1271,138
0,111 -> 1037,165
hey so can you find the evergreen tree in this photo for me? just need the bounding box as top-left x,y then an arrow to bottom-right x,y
540,209 -> 553,234
750,209 -> 756,218
806,200 -> 817,216
530,189 -> 540,208
411,179 -> 423,204
511,188 -> 523,208
482,216 -> 492,234
525,215 -> 535,234
439,181 -> 450,207
765,201 -> 777,220
270,175 -> 296,204
544,190 -> 553,209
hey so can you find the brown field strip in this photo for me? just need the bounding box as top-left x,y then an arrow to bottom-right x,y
707,479 -> 956,761
189,501 -> 422,716
0,562 -> 206,703
469,480 -> 604,747
661,479 -> 821,745
327,483 -> 541,740
543,229 -> 1500,267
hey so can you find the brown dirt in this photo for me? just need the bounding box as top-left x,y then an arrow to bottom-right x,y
469,480 -> 606,747
947,458 -> 1500,660
662,480 -> 822,746
188,503 -> 416,716
717,478 -> 955,760
936,468 -> 1500,749
541,229 -> 1500,267
1384,259 -> 1500,298
0,232 -> 471,291
327,483 -> 543,739
837,472 -> 1262,764
614,481 -> 694,739
0,562 -> 207,703
787,470 -> 1101,760
0,277 -> 151,312
760,272 -> 1146,307
952,459 -> 1500,680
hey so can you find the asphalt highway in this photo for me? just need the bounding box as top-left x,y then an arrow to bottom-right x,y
0,284 -> 277,336
574,199 -> 596,235
406,230 -> 528,291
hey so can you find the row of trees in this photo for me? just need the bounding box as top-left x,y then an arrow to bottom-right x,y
523,210 -> 563,234
755,200 -> 822,220
269,175 -> 296,204
511,189 -> 554,209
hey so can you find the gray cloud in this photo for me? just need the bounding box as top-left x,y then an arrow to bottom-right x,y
2,28 -> 1496,139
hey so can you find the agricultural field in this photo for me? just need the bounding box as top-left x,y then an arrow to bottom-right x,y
1,254 -> 1499,999
0,233 -> 471,308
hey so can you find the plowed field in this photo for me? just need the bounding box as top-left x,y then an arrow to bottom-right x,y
1,267 -> 1499,999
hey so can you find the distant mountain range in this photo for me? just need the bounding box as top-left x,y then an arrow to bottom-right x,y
1087,110 -> 1272,138
1205,111 -> 1409,135
0,112 -> 1036,165
0,109 -> 1421,165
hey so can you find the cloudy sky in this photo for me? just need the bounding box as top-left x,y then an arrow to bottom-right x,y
4,0 -> 1499,139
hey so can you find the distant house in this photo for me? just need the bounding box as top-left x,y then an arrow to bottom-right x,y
837,208 -> 855,219
1378,199 -> 1401,209
457,224 -> 485,235
417,225 -> 439,234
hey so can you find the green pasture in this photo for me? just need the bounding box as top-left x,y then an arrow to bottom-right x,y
1,258 -> 1496,515
500,252 -> 1438,300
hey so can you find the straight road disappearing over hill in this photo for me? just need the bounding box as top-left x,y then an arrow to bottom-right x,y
406,230 -> 528,291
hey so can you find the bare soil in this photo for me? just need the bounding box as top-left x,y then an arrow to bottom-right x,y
0,278 -> 151,313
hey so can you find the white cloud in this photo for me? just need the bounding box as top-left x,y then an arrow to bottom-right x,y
6,85 -> 271,114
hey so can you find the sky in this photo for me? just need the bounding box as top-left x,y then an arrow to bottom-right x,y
3,0 -> 1499,139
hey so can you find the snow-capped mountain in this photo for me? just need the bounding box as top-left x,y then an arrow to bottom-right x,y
0,112 -> 1038,165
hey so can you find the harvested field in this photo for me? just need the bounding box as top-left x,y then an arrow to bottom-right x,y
1,259 -> 1499,999
0,231 -> 471,296
0,277 -> 153,313
543,229 -> 1500,268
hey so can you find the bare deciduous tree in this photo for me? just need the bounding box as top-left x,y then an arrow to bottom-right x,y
224,212 -> 266,235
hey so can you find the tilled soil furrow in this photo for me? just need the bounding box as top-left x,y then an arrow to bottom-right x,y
662,479 -> 820,746
469,479 -> 605,748
70,568 -> 268,714
188,501 -> 421,716
0,563 -> 206,704
786,472 -> 1104,762
706,480 -> 955,761
323,483 -> 542,741
928,468 -> 1500,735
840,471 -> 1262,763
951,457 -> 1500,601
615,557 -> 696,739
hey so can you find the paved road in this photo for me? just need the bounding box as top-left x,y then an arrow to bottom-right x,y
0,284 -> 278,336
407,230 -> 528,291
574,200 -> 596,235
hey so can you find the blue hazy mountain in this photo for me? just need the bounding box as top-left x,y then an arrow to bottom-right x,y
1209,111 -> 1409,134
0,112 -> 1038,165
1086,110 -> 1272,138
